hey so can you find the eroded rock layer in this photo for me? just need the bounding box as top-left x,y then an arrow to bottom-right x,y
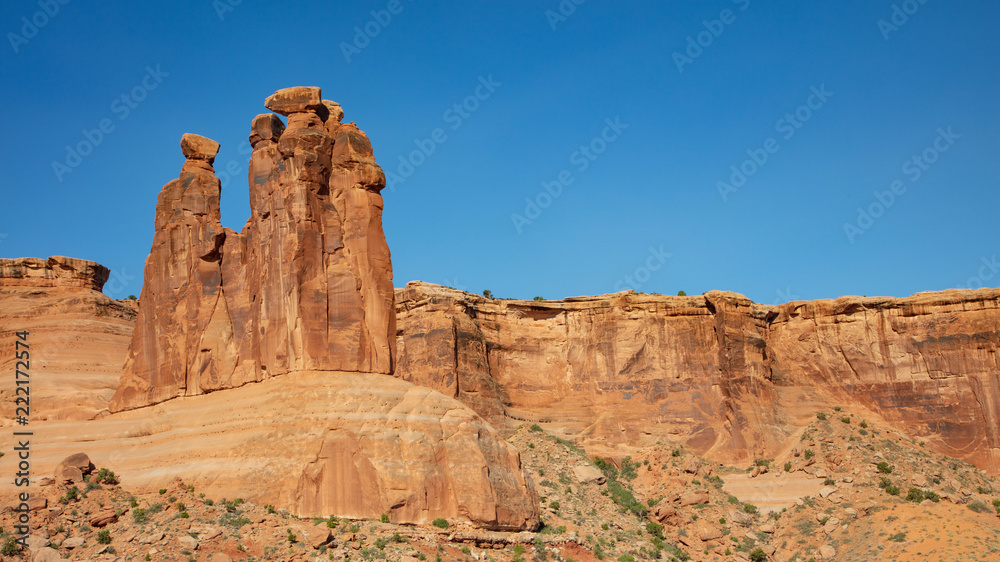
111,87 -> 395,412
0,257 -> 135,420
3,371 -> 540,531
394,282 -> 1000,473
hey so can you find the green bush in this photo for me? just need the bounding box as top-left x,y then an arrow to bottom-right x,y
97,530 -> 112,544
646,522 -> 665,540
743,503 -> 758,515
619,456 -> 640,481
1,538 -> 20,556
840,416 -> 851,424
380,513 -> 390,523
784,461 -> 792,472
888,532 -> 906,542
482,290 -> 493,298
876,462 -> 893,474
432,518 -> 449,529
671,449 -> 681,457
804,449 -> 815,460
968,501 -> 990,514
529,424 -> 543,432
816,412 -> 827,420
607,480 -> 646,517
750,548 -> 768,562
549,501 -> 560,510
906,488 -> 924,502
533,296 -> 545,301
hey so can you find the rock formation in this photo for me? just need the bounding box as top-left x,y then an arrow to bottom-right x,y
111,87 -> 394,412
27,371 -> 539,530
395,282 -> 1000,473
0,256 -> 135,421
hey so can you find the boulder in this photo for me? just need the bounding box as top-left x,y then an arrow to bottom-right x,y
678,490 -> 709,506
264,86 -> 323,115
572,465 -> 605,484
180,133 -> 220,162
53,453 -> 94,484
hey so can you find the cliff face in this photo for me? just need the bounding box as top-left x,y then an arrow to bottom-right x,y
394,282 -> 1000,473
110,87 -> 395,413
0,257 -> 135,421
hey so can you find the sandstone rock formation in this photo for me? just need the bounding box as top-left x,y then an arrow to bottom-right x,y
111,87 -> 394,412
18,371 -> 540,530
0,256 -> 135,421
395,282 -> 1000,473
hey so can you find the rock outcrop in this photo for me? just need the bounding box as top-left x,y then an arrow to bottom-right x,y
15,371 -> 540,530
111,87 -> 394,412
394,282 -> 1000,473
0,256 -> 135,421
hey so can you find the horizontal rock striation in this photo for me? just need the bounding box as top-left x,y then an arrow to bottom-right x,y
3,372 -> 540,531
0,257 -> 135,421
395,282 -> 1000,473
110,87 -> 395,412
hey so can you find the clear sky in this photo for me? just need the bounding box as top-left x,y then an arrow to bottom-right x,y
1,0 -> 997,303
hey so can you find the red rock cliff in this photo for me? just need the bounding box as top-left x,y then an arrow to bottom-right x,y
395,282 -> 1000,473
110,87 -> 395,412
1,257 -> 135,421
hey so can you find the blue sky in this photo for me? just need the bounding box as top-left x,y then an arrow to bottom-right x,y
1,0 -> 997,303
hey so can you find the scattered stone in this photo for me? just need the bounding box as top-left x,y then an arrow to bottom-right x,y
573,464 -> 605,485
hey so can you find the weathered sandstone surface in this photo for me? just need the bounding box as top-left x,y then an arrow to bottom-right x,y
395,282 -> 1000,473
0,256 -> 135,421
0,371 -> 539,530
111,86 -> 394,412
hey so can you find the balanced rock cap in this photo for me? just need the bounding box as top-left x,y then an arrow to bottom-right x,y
180,134 -> 221,161
249,113 -> 286,146
265,86 -> 323,116
322,100 -> 344,123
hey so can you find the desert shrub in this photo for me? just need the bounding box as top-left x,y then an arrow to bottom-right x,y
608,480 -> 646,517
646,521 -> 664,540
968,501 -> 990,514
743,503 -> 758,515
876,462 -> 893,474
619,456 -> 640,481
534,296 -> 545,301
906,488 -> 924,502
432,518 -> 449,529
840,416 -> 851,424
530,424 -> 543,432
784,462 -> 792,472
816,412 -> 827,420
1,538 -> 20,556
380,513 -> 390,523
93,468 -> 119,485
888,532 -> 906,542
549,501 -> 560,510
750,548 -> 767,562
97,530 -> 112,544
804,449 -> 815,460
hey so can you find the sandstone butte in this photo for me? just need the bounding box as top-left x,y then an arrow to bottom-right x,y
394,282 -> 1000,474
0,256 -> 135,421
110,86 -> 395,413
0,87 -> 541,532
